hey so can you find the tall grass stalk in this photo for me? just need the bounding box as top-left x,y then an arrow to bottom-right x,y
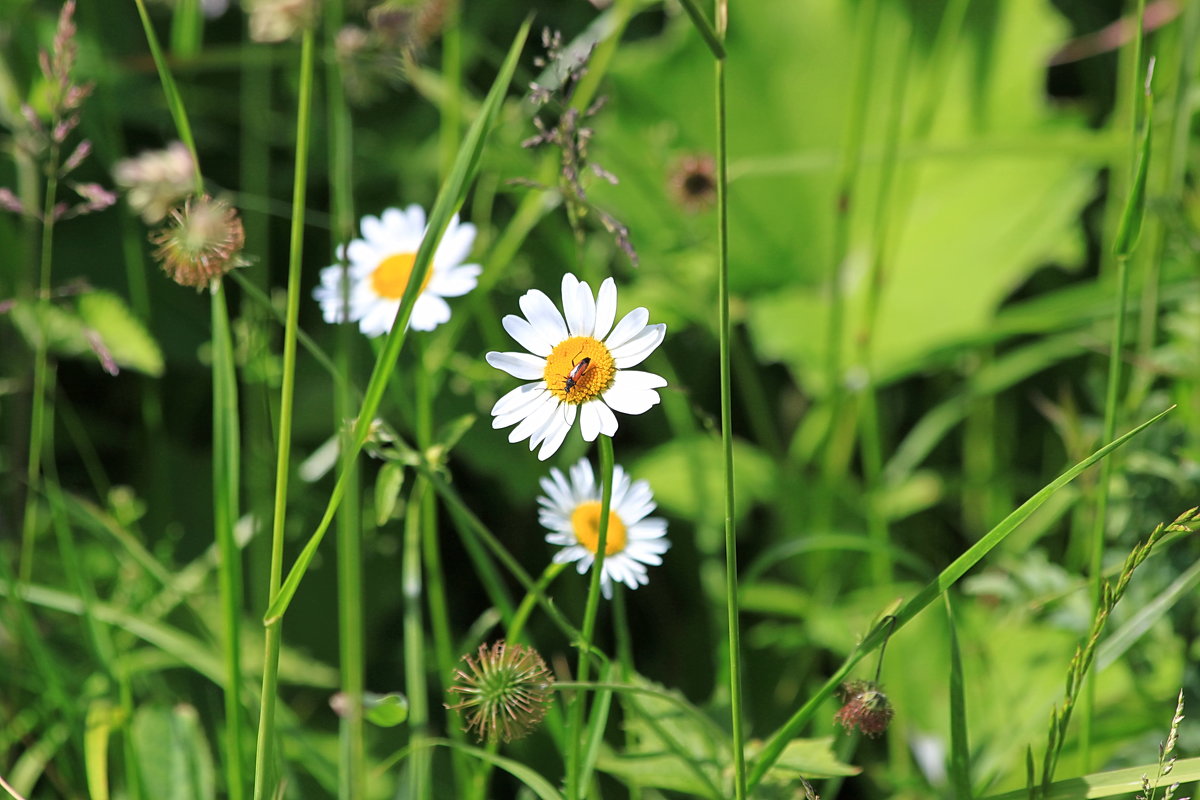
251,27 -> 317,800
403,478 -> 432,800
812,0 -> 880,518
321,0 -> 367,796
855,20 -> 915,588
211,283 -> 245,800
1081,1 -> 1149,767
322,0 -> 366,795
712,1 -> 746,797
129,3 -> 245,795
567,434 -> 614,800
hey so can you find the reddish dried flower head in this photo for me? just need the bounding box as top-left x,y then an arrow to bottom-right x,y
834,680 -> 894,738
445,641 -> 554,743
150,195 -> 247,290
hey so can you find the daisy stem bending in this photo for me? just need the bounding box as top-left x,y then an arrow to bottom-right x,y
714,3 -> 748,798
252,26 -> 315,800
568,434 -> 615,800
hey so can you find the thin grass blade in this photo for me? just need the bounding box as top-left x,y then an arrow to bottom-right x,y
746,406 -> 1173,790
264,17 -> 532,625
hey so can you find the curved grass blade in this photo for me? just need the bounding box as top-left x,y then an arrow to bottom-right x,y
746,406 -> 1174,791
264,17 -> 532,626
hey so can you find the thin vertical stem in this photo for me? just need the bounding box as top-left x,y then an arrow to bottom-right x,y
568,434 -> 615,800
415,341 -> 471,795
324,0 -> 365,795
1082,0 -> 1145,770
252,27 -> 316,800
211,284 -> 245,800
20,149 -> 60,584
714,1 -> 746,797
403,478 -> 431,800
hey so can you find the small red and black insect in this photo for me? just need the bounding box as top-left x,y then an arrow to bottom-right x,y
563,354 -> 592,394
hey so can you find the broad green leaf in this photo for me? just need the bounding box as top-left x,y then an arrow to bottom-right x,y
7,299 -> 90,358
595,0 -> 1102,389
132,705 -> 215,800
363,692 -> 409,728
77,290 -> 164,376
751,737 -> 860,782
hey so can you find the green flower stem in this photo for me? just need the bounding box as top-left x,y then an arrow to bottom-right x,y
413,338 -> 471,796
568,433 -> 615,800
404,478 -> 431,800
506,562 -> 568,644
323,0 -> 366,794
251,27 -> 316,800
714,2 -> 746,798
211,284 -> 246,800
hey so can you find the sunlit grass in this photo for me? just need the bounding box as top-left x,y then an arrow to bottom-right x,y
1,1 -> 1199,799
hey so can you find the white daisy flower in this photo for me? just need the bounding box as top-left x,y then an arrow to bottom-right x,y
538,458 -> 670,599
313,204 -> 481,336
485,273 -> 667,460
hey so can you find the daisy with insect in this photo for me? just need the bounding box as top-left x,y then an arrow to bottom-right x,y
486,273 -> 667,460
539,457 -> 670,599
313,204 -> 481,335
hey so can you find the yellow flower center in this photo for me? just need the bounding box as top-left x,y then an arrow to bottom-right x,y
370,252 -> 431,300
570,501 -> 627,556
544,336 -> 615,404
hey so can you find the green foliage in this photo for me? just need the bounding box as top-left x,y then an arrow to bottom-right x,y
132,705 -> 216,800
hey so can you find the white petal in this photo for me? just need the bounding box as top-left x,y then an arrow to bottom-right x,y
611,323 -> 667,368
568,457 -> 596,502
593,278 -> 617,341
358,301 -> 399,337
491,382 -> 547,417
609,466 -> 631,510
575,281 -> 596,338
611,369 -> 668,391
562,274 -> 585,336
359,213 -> 387,245
537,405 -> 575,460
519,289 -> 568,343
486,351 -> 546,380
404,204 -> 426,232
409,294 -> 450,331
579,401 -> 602,442
602,372 -> 663,415
434,217 -> 476,268
508,393 -> 559,443
429,264 -> 481,298
529,402 -> 571,449
605,307 -> 649,350
502,314 -> 554,357
345,240 -> 377,268
592,400 -> 618,437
